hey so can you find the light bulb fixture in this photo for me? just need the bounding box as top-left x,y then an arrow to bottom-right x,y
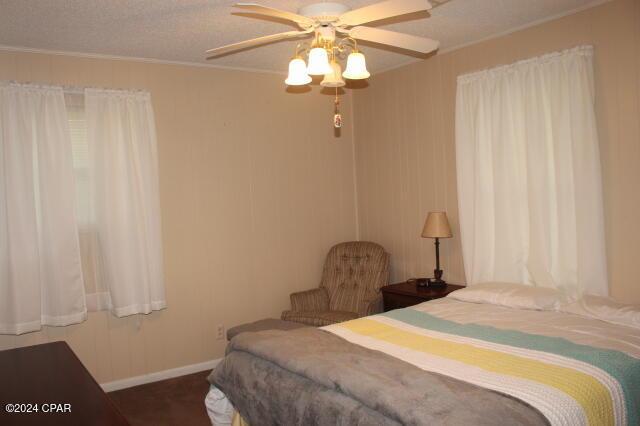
307,47 -> 332,76
321,61 -> 345,88
282,35 -> 372,128
342,51 -> 370,80
285,57 -> 312,86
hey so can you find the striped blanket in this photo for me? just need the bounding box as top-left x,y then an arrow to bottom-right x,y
324,308 -> 640,426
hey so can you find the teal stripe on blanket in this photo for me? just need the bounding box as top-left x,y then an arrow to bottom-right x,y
383,308 -> 640,425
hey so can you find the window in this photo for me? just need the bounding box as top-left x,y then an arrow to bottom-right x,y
66,93 -> 91,227
1,84 -> 165,334
65,93 -> 105,309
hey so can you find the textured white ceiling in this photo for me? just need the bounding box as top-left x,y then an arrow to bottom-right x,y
0,0 -> 604,74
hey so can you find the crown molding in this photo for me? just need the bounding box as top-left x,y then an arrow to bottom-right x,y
375,0 -> 612,75
0,44 -> 287,76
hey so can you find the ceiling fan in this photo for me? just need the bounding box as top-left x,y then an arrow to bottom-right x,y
206,0 -> 440,127
206,0 -> 439,59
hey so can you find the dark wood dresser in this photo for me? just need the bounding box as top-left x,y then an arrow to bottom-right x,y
381,281 -> 465,312
0,341 -> 129,426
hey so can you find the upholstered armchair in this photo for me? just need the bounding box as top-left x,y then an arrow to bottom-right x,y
282,241 -> 390,327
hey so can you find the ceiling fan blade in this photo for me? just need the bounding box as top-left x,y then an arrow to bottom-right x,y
234,3 -> 316,27
206,30 -> 310,57
349,26 -> 439,54
337,0 -> 432,27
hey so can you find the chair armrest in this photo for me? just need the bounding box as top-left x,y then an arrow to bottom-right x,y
290,288 -> 329,312
357,293 -> 384,317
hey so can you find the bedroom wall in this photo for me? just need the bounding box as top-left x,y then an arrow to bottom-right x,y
0,50 -> 358,382
352,0 -> 640,303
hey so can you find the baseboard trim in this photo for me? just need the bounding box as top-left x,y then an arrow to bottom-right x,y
101,358 -> 222,393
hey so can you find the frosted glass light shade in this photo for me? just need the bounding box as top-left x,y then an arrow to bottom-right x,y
343,52 -> 370,79
285,58 -> 312,86
321,62 -> 345,87
306,47 -> 332,75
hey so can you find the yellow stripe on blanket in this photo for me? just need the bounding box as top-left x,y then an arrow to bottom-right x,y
340,319 -> 614,426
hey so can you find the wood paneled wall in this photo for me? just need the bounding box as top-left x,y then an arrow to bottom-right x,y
352,0 -> 640,303
0,51 -> 358,382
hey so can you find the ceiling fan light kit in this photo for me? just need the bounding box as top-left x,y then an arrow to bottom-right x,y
306,46 -> 333,75
343,51 -> 370,80
321,61 -> 346,88
207,0 -> 440,126
286,35 -> 369,87
285,57 -> 313,86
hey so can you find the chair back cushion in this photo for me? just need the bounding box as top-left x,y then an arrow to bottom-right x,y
321,241 -> 390,313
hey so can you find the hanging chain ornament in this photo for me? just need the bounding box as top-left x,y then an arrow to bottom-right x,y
333,87 -> 342,128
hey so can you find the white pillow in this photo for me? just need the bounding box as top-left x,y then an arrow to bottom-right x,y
559,295 -> 640,329
446,282 -> 562,311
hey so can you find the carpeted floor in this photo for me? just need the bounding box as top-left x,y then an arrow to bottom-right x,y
109,370 -> 212,426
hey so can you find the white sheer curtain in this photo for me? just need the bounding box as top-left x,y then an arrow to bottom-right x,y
455,46 -> 608,297
85,88 -> 165,316
0,83 -> 86,334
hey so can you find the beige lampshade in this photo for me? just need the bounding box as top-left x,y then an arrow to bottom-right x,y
421,212 -> 452,238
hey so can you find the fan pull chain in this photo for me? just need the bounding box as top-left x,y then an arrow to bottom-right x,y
333,87 -> 342,128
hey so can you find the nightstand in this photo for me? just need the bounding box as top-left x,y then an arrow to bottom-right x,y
381,281 -> 465,312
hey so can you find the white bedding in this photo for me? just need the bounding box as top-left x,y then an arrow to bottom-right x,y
323,298 -> 640,426
205,385 -> 235,426
416,298 -> 640,357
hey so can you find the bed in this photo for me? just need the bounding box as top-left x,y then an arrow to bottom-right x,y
205,283 -> 640,426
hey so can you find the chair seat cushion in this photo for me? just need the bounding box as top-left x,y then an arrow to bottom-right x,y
281,310 -> 358,327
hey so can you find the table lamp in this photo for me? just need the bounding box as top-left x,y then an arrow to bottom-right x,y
421,211 -> 452,286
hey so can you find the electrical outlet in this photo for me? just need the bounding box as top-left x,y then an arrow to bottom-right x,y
216,324 -> 225,340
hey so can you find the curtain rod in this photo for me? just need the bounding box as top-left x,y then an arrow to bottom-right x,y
63,86 -> 84,95
2,80 -> 146,95
62,85 -> 148,95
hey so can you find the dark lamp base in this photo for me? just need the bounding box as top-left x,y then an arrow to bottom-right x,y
431,269 -> 446,287
434,269 -> 444,280
429,279 -> 446,288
